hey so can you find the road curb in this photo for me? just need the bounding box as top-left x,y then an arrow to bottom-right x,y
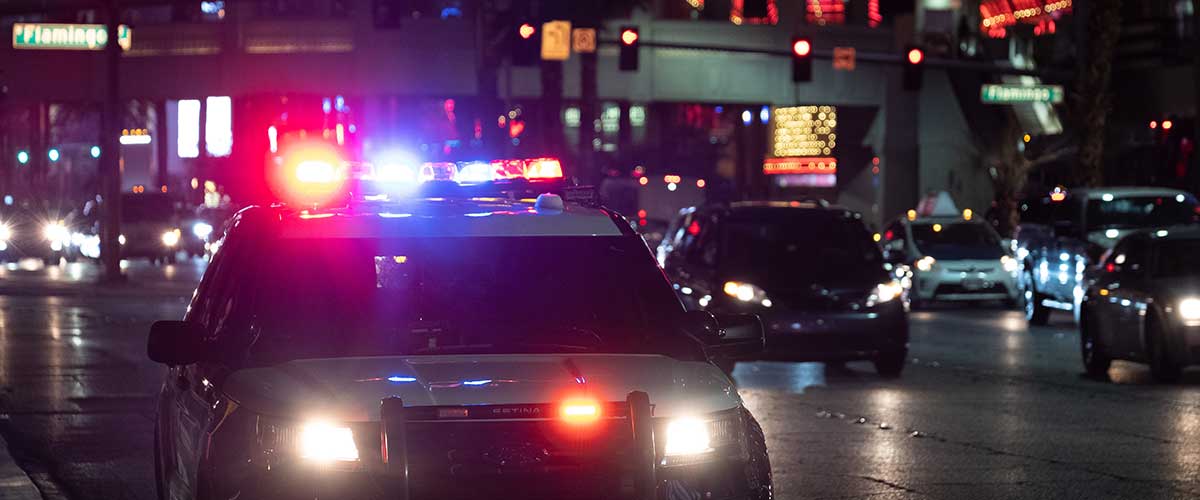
0,433 -> 43,500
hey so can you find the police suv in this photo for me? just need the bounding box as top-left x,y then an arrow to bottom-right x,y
148,150 -> 773,500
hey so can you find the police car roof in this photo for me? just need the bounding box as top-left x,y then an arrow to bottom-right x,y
276,197 -> 626,239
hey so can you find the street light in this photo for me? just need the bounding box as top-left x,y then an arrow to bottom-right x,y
48,148 -> 60,162
91,146 -> 101,158
16,151 -> 29,165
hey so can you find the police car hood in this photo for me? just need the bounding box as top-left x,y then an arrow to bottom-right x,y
223,354 -> 740,422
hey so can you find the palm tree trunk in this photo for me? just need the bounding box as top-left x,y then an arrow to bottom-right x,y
1071,0 -> 1123,187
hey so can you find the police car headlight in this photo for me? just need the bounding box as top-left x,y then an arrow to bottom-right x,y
1179,298 -> 1200,323
1001,255 -> 1019,274
915,256 -> 936,272
43,221 -> 69,243
161,229 -> 181,247
723,281 -> 771,307
664,417 -> 712,457
299,421 -> 360,463
0,223 -> 11,242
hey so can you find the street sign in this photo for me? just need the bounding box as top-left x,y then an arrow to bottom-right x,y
832,47 -> 856,71
541,20 -> 571,61
572,28 -> 596,54
980,84 -> 1064,104
12,23 -> 131,51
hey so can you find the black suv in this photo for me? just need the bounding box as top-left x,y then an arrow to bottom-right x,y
658,201 -> 909,375
1015,187 -> 1200,325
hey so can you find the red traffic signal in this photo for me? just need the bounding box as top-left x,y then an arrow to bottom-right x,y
902,45 -> 924,91
791,36 -> 812,82
906,47 -> 925,65
620,28 -> 639,45
619,26 -> 639,71
792,39 -> 811,57
1163,120 -> 1175,130
518,23 -> 536,40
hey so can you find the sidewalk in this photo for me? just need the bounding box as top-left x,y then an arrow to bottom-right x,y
0,434 -> 41,500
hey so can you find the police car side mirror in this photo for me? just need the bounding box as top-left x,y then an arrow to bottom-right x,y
147,321 -> 207,365
709,313 -> 765,359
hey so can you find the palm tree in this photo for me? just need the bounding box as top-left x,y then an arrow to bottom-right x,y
1069,0 -> 1122,187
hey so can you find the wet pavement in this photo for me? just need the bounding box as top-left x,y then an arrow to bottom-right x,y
0,264 -> 1197,500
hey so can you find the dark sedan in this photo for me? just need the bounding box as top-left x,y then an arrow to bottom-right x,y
658,201 -> 909,376
1080,226 -> 1200,382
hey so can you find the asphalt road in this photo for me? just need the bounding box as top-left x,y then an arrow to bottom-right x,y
0,260 -> 1199,500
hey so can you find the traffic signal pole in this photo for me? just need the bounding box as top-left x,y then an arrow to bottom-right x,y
100,0 -> 123,282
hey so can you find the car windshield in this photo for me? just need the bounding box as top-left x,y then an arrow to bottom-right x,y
121,194 -> 174,223
1086,195 -> 1198,231
248,236 -> 683,363
911,222 -> 1004,260
720,211 -> 884,290
1153,239 -> 1200,278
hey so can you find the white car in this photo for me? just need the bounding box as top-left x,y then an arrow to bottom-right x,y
147,157 -> 773,500
882,215 -> 1020,308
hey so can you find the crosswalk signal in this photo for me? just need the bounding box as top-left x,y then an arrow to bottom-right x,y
903,45 -> 924,91
619,26 -> 639,71
791,37 -> 812,82
513,22 -> 539,66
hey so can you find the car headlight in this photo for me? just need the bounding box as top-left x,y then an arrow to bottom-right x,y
161,229 -> 181,247
1001,255 -> 1019,273
915,256 -> 936,272
44,221 -> 69,242
866,280 -> 903,307
664,417 -> 712,457
192,222 -> 214,240
723,281 -> 771,307
298,421 -> 359,462
1179,298 -> 1200,322
0,224 -> 11,242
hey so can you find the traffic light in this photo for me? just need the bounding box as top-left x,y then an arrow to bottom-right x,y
513,22 -> 539,66
903,45 -> 924,91
791,37 -> 812,82
619,26 -> 639,71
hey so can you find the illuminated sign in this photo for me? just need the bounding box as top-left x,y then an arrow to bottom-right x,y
763,157 -> 837,176
770,105 -> 837,158
981,84 -> 1064,104
12,23 -> 131,51
540,20 -> 571,61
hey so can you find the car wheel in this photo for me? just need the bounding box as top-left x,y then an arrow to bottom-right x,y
873,349 -> 907,377
1148,314 -> 1182,383
1080,309 -> 1111,379
1023,272 -> 1050,326
741,409 -> 773,500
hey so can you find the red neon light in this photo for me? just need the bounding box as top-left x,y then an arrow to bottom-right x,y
763,157 -> 838,175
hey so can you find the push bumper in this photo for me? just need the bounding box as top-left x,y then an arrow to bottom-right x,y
758,302 -> 908,361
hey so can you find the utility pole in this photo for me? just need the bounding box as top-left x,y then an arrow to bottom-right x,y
100,0 -> 123,282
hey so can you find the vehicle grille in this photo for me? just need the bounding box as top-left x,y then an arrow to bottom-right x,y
934,283 -> 1010,296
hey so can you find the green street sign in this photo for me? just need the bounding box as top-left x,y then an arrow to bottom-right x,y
12,23 -> 131,51
981,84 -> 1064,104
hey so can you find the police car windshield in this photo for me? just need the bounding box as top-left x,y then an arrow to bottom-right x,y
249,236 -> 679,363
720,211 -> 884,289
912,222 -> 1004,260
1086,196 -> 1198,231
1152,239 -> 1200,278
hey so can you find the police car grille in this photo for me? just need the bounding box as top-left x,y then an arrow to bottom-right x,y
404,420 -> 635,499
